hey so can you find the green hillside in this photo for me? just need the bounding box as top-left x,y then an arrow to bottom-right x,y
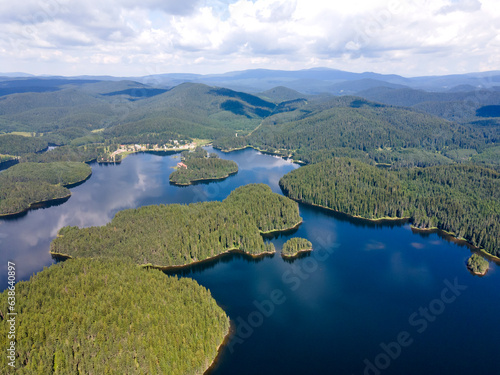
0,258 -> 229,374
170,147 -> 238,185
279,159 -> 500,257
0,162 -> 92,216
214,95 -> 498,167
51,184 -> 302,266
0,134 -> 47,155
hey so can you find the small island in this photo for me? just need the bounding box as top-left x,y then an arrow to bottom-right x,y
281,237 -> 313,258
51,184 -> 302,267
169,147 -> 238,185
467,253 -> 490,276
0,258 -> 229,374
0,161 -> 92,217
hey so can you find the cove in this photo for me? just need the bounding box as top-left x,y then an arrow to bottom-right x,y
0,147 -> 499,375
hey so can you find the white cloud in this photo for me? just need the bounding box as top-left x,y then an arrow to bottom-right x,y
0,0 -> 498,76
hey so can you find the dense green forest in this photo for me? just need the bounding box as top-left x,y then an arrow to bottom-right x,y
466,253 -> 490,275
281,237 -> 313,258
0,80 -> 497,172
279,159 -> 500,257
21,144 -> 123,164
170,147 -> 238,185
0,258 -> 229,374
0,162 -> 91,215
0,134 -> 48,155
0,81 -> 277,151
51,184 -> 302,266
213,96 -> 499,168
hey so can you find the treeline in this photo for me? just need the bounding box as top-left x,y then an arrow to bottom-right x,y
0,134 -> 48,155
279,159 -> 500,257
213,96 -> 499,168
170,147 -> 238,185
282,237 -> 313,257
467,254 -> 489,275
0,258 -> 229,374
0,162 -> 92,216
51,184 -> 302,266
21,144 -> 120,163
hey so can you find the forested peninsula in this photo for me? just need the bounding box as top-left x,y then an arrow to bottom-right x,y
51,184 -> 302,266
279,159 -> 500,258
169,147 -> 238,185
0,258 -> 229,374
282,237 -> 313,258
0,162 -> 92,216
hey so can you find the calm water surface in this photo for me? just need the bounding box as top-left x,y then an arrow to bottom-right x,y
1,147 -> 498,375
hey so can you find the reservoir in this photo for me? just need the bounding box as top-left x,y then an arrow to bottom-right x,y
1,147 -> 498,374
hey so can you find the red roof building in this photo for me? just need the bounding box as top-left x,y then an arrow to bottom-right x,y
177,162 -> 188,169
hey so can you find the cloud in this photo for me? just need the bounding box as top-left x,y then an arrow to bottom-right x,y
410,242 -> 426,249
438,0 -> 482,14
0,0 -> 498,76
365,240 -> 386,251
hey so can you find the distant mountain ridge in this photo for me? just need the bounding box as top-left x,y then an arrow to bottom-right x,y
2,68 -> 500,95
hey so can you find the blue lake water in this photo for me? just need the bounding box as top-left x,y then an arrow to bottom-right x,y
1,147 -> 498,374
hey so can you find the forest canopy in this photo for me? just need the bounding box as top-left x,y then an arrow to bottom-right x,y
0,134 -> 48,156
0,258 -> 229,374
0,162 -> 92,216
169,147 -> 238,185
51,184 -> 302,266
466,253 -> 490,275
281,237 -> 313,258
279,159 -> 500,257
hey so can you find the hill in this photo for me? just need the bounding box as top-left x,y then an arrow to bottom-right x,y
356,86 -> 500,122
279,159 -> 500,257
50,184 -> 302,266
214,95 -> 498,167
103,83 -> 276,143
0,258 -> 229,374
0,162 -> 92,216
259,86 -> 309,102
0,81 -> 277,148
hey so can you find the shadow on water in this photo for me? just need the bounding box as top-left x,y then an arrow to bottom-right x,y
411,227 -> 500,265
281,250 -> 312,264
169,171 -> 239,187
142,150 -> 180,157
0,196 -> 71,221
64,173 -> 93,188
298,201 -> 409,229
261,225 -> 300,240
163,251 -> 275,277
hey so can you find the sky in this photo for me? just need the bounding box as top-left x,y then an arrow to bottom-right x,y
0,0 -> 499,77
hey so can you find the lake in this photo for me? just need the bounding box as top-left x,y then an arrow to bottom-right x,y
1,147 -> 498,374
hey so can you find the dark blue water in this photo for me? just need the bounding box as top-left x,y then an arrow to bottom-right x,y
1,147 -> 498,375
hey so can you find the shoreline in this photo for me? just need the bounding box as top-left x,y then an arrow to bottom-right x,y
410,226 -> 500,263
214,144 -> 292,159
467,265 -> 489,276
204,319 -> 233,375
50,247 -> 277,270
281,248 -> 313,259
0,193 -> 72,218
285,197 -> 410,223
0,170 -> 92,218
283,197 -> 499,264
50,221 -> 303,270
169,169 -> 239,186
139,248 -> 276,271
259,220 -> 303,235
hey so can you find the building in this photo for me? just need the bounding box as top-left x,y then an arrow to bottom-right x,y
177,162 -> 188,169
